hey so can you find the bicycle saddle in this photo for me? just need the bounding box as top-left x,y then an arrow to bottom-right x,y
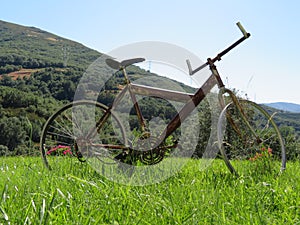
106,57 -> 145,70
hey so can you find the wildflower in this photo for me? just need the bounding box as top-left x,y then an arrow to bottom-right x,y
268,147 -> 272,155
46,145 -> 72,156
63,149 -> 72,155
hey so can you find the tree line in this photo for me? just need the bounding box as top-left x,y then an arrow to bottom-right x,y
0,67 -> 300,160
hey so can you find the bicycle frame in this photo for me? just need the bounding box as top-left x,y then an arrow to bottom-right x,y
41,22 -> 286,177
90,22 -> 251,150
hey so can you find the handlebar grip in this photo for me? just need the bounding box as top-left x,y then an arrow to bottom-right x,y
236,22 -> 250,38
186,59 -> 193,75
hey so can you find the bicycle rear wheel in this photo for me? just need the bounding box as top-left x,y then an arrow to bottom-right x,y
218,99 -> 286,177
40,100 -> 127,170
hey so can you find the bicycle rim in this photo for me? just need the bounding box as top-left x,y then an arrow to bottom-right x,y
218,99 -> 286,177
40,100 -> 127,170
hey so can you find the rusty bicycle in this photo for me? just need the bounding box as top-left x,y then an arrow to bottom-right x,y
40,22 -> 286,176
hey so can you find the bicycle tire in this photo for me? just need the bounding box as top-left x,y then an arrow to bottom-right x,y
217,99 -> 286,177
40,100 -> 127,170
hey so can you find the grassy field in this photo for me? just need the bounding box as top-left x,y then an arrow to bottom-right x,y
0,156 -> 299,224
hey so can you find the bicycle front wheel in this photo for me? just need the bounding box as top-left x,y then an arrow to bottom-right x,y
40,100 -> 127,170
218,99 -> 286,177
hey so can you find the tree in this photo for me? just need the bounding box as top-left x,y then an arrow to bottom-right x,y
0,116 -> 28,150
0,145 -> 8,156
0,74 -> 14,87
280,126 -> 300,160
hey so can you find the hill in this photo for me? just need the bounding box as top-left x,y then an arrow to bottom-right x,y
0,19 -> 298,157
0,20 -> 101,72
264,102 -> 300,113
262,102 -> 300,136
0,20 -> 195,154
0,20 -> 194,98
261,104 -> 300,136
0,20 -> 105,154
0,19 -> 104,101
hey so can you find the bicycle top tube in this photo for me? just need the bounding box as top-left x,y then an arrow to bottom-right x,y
130,74 -> 216,103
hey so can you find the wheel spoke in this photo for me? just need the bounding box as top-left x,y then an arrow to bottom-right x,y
40,100 -> 127,170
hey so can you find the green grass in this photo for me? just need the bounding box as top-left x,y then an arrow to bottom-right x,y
0,156 -> 299,224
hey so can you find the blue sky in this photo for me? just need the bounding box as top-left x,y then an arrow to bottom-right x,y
1,0 -> 299,103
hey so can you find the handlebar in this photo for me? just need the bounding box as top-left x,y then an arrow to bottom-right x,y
236,22 -> 250,38
187,21 -> 251,75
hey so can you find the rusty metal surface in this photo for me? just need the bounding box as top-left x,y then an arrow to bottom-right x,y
130,83 -> 194,102
161,74 -> 217,139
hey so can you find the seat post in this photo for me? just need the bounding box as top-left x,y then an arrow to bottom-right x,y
122,67 -> 131,85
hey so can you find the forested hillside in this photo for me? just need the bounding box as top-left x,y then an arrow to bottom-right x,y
0,19 -> 299,159
0,20 -> 102,154
0,20 -> 194,155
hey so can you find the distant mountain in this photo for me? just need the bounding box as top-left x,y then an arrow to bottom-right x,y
263,102 -> 300,113
261,104 -> 300,136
